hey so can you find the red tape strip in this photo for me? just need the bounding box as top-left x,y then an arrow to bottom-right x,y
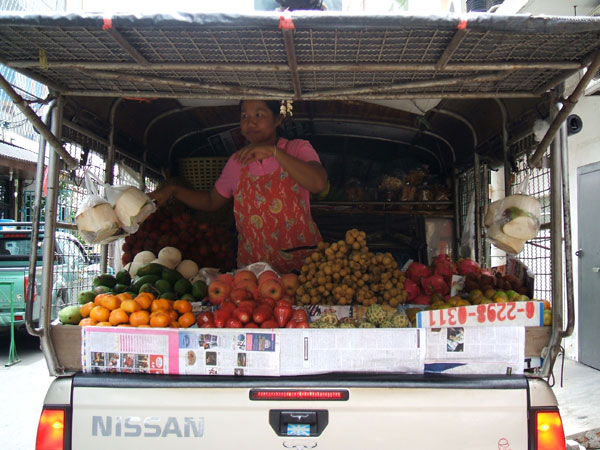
279,15 -> 295,30
103,17 -> 113,30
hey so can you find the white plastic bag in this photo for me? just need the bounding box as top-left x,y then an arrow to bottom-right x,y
105,184 -> 156,234
75,171 -> 121,244
484,173 -> 542,254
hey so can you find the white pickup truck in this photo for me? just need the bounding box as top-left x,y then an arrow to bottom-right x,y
1,9 -> 596,450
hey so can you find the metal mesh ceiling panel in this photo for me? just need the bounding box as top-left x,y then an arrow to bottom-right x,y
0,12 -> 599,100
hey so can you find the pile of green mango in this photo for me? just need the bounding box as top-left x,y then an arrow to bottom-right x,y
75,263 -> 208,307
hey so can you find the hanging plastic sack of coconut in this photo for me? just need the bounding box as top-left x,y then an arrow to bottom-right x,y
104,183 -> 156,234
75,170 -> 122,244
484,173 -> 541,254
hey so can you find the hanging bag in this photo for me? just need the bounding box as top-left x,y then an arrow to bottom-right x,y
484,173 -> 542,254
75,171 -> 121,244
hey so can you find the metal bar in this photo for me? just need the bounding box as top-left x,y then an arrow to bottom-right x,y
494,99 -> 511,195
435,29 -> 469,70
105,26 -> 149,65
84,70 -> 291,98
533,68 -> 580,97
0,72 -> 78,170
26,101 -> 55,338
60,89 -> 539,99
39,96 -> 63,377
100,98 -> 122,274
5,60 -> 584,72
0,57 -> 67,93
559,121 -> 575,338
282,29 -> 302,99
301,72 -> 508,98
541,106 -> 564,379
473,153 -> 482,264
529,49 -> 600,167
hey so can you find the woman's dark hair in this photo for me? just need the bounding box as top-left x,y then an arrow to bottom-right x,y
239,100 -> 282,118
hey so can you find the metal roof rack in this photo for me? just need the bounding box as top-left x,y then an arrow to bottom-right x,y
1,11 -> 599,100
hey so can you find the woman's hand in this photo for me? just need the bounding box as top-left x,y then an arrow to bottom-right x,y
235,143 -> 276,166
148,184 -> 175,206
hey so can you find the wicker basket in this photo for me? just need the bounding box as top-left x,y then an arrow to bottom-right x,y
178,157 -> 229,191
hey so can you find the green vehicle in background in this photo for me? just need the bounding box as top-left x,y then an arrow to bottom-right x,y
0,223 -> 102,333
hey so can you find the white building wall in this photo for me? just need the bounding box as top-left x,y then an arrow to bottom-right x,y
562,95 -> 600,359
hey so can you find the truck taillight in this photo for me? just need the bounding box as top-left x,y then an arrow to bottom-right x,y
36,408 -> 65,450
535,410 -> 566,450
250,389 -> 349,401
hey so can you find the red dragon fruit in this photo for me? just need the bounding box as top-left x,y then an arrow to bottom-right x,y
457,258 -> 482,277
412,295 -> 432,305
432,257 -> 457,284
421,274 -> 450,296
404,278 -> 420,302
406,262 -> 431,283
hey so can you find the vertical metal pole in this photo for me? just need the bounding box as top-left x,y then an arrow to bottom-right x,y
26,101 -> 55,337
100,98 -> 121,274
39,96 -> 64,376
453,168 -> 461,259
559,122 -> 575,337
3,282 -> 20,366
473,153 -> 482,264
140,150 -> 147,191
541,102 -> 565,378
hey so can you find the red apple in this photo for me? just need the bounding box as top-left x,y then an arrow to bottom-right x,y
259,278 -> 283,301
233,269 -> 258,287
295,320 -> 310,328
208,280 -> 232,305
230,288 -> 250,305
281,273 -> 300,296
235,279 -> 259,299
259,297 -> 276,309
245,322 -> 259,328
258,270 -> 279,286
219,301 -> 236,315
215,273 -> 234,287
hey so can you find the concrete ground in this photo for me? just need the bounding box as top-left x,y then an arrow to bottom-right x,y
1,330 -> 599,449
552,356 -> 600,449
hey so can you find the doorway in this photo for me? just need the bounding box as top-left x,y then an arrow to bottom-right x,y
577,162 -> 600,370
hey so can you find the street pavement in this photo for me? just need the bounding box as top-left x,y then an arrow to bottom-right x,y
0,330 -> 53,450
1,330 -> 599,449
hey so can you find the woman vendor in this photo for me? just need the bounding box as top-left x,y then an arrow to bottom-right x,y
150,100 -> 327,273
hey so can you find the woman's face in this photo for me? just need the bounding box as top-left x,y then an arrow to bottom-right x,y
240,100 -> 282,145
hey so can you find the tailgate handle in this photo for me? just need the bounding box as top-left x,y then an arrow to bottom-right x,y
269,410 -> 328,437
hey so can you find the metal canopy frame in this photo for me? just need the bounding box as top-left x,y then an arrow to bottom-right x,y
1,11 -> 600,101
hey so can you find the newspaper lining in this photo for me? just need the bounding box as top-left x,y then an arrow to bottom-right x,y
81,326 -> 525,376
424,326 -> 525,375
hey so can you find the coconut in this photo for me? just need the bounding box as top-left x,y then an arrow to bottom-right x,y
487,223 -> 526,254
176,259 -> 199,279
113,186 -> 156,230
76,203 -> 120,243
158,247 -> 182,269
133,250 -> 156,265
485,194 -> 541,240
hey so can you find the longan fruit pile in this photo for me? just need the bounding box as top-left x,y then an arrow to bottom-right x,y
296,229 -> 408,308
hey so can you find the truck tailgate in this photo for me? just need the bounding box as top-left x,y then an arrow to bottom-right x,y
70,373 -> 529,450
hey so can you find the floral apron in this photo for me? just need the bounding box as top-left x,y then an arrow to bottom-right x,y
233,154 -> 322,273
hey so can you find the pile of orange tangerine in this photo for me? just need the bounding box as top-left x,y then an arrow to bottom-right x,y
78,292 -> 196,328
